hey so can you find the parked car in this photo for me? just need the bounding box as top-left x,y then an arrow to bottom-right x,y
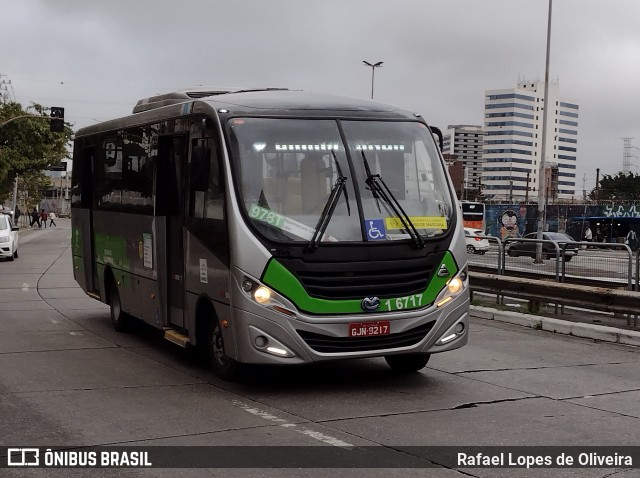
464,227 -> 490,255
0,213 -> 19,261
506,232 -> 578,261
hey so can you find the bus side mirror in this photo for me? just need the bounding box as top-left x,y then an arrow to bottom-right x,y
191,146 -> 211,191
430,126 -> 444,150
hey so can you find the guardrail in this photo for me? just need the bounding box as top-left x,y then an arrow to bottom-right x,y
468,235 -> 638,289
470,271 -> 640,317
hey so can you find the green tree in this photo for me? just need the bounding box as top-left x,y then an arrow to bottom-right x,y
0,101 -> 73,202
591,172 -> 640,200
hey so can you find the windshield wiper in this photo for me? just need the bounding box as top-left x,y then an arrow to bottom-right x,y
360,150 -> 425,249
308,151 -> 350,250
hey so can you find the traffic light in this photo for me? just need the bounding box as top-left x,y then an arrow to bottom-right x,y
50,106 -> 64,132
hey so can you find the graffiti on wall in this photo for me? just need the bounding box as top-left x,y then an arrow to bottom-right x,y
603,205 -> 640,218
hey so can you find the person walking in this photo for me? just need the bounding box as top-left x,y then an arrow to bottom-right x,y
625,229 -> 638,252
40,209 -> 48,228
30,208 -> 40,228
49,211 -> 57,227
583,225 -> 592,249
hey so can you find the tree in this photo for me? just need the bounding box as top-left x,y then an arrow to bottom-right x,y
591,172 -> 640,200
0,101 -> 73,202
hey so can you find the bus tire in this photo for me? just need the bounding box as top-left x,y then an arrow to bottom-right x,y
110,282 -> 130,332
208,316 -> 240,380
384,353 -> 431,373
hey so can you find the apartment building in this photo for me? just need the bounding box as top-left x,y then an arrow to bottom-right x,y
481,79 -> 578,200
442,124 -> 483,195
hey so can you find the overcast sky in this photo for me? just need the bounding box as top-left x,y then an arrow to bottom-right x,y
3,0 -> 639,195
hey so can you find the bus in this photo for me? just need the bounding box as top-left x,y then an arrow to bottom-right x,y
71,88 -> 469,379
461,201 -> 485,232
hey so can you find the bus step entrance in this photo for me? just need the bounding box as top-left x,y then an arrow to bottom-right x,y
164,328 -> 190,348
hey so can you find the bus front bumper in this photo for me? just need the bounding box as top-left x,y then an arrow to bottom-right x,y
230,292 -> 469,365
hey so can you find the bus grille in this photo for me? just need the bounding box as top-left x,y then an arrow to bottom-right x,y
279,256 -> 442,300
296,322 -> 435,353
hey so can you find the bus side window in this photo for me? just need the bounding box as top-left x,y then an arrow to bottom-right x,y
190,139 -> 224,220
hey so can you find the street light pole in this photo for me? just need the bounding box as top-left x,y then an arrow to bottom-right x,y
535,0 -> 552,263
362,60 -> 383,99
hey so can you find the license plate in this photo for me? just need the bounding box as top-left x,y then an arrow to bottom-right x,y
349,321 -> 390,337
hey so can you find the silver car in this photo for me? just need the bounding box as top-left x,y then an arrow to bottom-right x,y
0,214 -> 19,261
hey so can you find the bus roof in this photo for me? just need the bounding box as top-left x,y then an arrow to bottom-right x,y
76,88 -> 424,138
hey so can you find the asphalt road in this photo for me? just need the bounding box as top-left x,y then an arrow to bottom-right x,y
1,219 -> 640,477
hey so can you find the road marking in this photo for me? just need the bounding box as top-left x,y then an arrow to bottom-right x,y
297,429 -> 353,447
232,400 -> 354,447
232,400 -> 288,423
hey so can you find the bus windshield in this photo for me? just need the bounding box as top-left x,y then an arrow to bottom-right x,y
228,118 -> 453,244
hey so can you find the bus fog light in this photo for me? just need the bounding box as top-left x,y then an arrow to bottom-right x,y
254,286 -> 271,304
255,336 -> 268,348
242,280 -> 254,292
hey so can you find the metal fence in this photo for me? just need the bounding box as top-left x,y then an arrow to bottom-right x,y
467,235 -> 637,290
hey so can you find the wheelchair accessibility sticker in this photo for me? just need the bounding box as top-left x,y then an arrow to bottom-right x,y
365,219 -> 387,241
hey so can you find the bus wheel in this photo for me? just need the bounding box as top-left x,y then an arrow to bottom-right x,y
384,353 -> 431,373
208,317 -> 240,380
110,282 -> 129,332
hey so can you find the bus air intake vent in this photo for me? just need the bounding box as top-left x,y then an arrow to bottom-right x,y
296,321 -> 435,353
278,255 -> 442,300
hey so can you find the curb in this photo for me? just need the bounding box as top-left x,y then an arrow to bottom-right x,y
471,305 -> 640,347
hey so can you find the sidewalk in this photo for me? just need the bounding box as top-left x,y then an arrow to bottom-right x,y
471,301 -> 640,348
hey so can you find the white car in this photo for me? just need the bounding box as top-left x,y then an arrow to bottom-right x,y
464,227 -> 490,255
0,213 -> 19,261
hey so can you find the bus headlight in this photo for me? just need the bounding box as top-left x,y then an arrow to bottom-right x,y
240,276 -> 297,318
254,286 -> 271,304
435,267 -> 468,309
447,277 -> 463,294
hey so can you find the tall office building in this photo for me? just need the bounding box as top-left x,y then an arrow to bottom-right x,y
442,125 -> 483,195
481,79 -> 578,200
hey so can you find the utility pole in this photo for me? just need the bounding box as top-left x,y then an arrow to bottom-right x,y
535,0 -> 552,263
11,175 -> 18,219
595,168 -> 600,200
525,171 -> 530,202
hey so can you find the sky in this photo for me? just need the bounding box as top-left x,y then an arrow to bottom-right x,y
2,0 -> 640,196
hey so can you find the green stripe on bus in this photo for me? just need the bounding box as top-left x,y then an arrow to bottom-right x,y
262,252 -> 459,315
94,233 -> 131,271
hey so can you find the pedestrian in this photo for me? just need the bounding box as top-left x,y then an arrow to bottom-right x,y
49,211 -> 57,227
40,209 -> 48,228
583,225 -> 592,249
30,207 -> 40,228
625,229 -> 638,252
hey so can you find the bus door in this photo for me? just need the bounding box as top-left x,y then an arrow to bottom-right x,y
83,146 -> 99,294
157,135 -> 188,328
